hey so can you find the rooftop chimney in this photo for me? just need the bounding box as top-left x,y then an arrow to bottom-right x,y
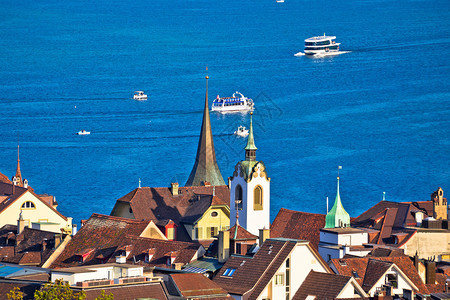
54,233 -> 62,248
17,212 -> 25,234
171,182 -> 179,196
42,239 -> 48,251
259,228 -> 270,246
425,260 -> 436,284
218,230 -> 230,263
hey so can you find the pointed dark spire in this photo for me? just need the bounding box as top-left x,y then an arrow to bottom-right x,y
245,112 -> 257,161
185,75 -> 225,186
15,144 -> 23,187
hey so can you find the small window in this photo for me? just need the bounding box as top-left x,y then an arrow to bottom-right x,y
223,268 -> 236,277
386,273 -> 398,288
352,270 -> 360,279
274,274 -> 284,285
254,186 -> 263,210
211,211 -> 218,217
21,201 -> 35,209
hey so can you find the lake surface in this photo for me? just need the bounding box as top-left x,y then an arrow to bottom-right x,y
0,0 -> 449,224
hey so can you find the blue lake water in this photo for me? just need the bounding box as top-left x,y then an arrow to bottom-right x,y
0,0 -> 449,224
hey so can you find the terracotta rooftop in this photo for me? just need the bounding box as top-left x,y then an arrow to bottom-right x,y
228,224 -> 258,241
79,281 -> 168,300
170,273 -> 230,298
270,208 -> 325,250
213,238 -> 329,299
0,172 -> 12,184
330,255 -> 429,294
50,214 -> 203,269
0,279 -> 43,299
114,185 -> 229,220
292,270 -> 355,299
426,273 -> 449,294
0,225 -> 59,267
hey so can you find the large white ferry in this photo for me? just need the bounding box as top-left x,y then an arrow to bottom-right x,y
211,91 -> 254,113
302,34 -> 341,56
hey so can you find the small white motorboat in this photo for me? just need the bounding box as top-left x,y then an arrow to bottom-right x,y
234,126 -> 249,137
77,130 -> 90,135
133,91 -> 147,101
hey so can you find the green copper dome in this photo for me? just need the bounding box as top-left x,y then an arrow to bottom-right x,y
325,177 -> 350,228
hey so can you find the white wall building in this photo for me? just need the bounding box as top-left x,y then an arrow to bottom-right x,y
229,113 -> 270,237
319,227 -> 371,261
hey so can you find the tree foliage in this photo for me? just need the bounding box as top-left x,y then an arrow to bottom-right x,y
7,286 -> 24,300
7,281 -> 114,300
34,279 -> 86,300
95,290 -> 114,300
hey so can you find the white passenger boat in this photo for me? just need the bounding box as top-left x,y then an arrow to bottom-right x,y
234,126 -> 249,137
77,130 -> 90,135
133,91 -> 147,100
301,34 -> 342,56
211,91 -> 254,113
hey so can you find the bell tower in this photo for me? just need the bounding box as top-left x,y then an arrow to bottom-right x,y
229,113 -> 270,236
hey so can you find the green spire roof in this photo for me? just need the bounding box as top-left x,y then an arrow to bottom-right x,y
245,113 -> 257,151
325,176 -> 350,228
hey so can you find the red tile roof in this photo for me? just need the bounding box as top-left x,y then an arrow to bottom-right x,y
170,273 -> 230,298
112,185 -> 230,242
214,238 -> 330,299
426,273 -> 449,293
293,270 -> 354,300
361,259 -> 393,291
270,208 -> 325,250
0,172 -> 11,184
79,282 -> 168,300
228,224 -> 258,241
114,185 -> 229,222
0,225 -> 59,267
214,239 -> 294,295
50,214 -> 203,269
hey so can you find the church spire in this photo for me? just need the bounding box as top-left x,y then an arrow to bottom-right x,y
325,167 -> 350,228
185,74 -> 225,187
245,112 -> 257,161
15,144 -> 23,187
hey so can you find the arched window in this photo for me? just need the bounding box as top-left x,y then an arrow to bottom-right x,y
235,185 -> 243,210
21,201 -> 35,209
254,186 -> 263,210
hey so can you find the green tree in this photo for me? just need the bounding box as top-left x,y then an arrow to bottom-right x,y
95,290 -> 114,300
34,279 -> 86,300
7,286 -> 24,300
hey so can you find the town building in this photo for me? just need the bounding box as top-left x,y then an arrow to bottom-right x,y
351,188 -> 450,260
292,270 -> 367,299
213,238 -> 331,300
50,214 -> 205,270
0,223 -> 69,268
167,273 -> 232,299
329,255 -> 433,297
229,113 -> 270,236
0,148 -> 72,234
